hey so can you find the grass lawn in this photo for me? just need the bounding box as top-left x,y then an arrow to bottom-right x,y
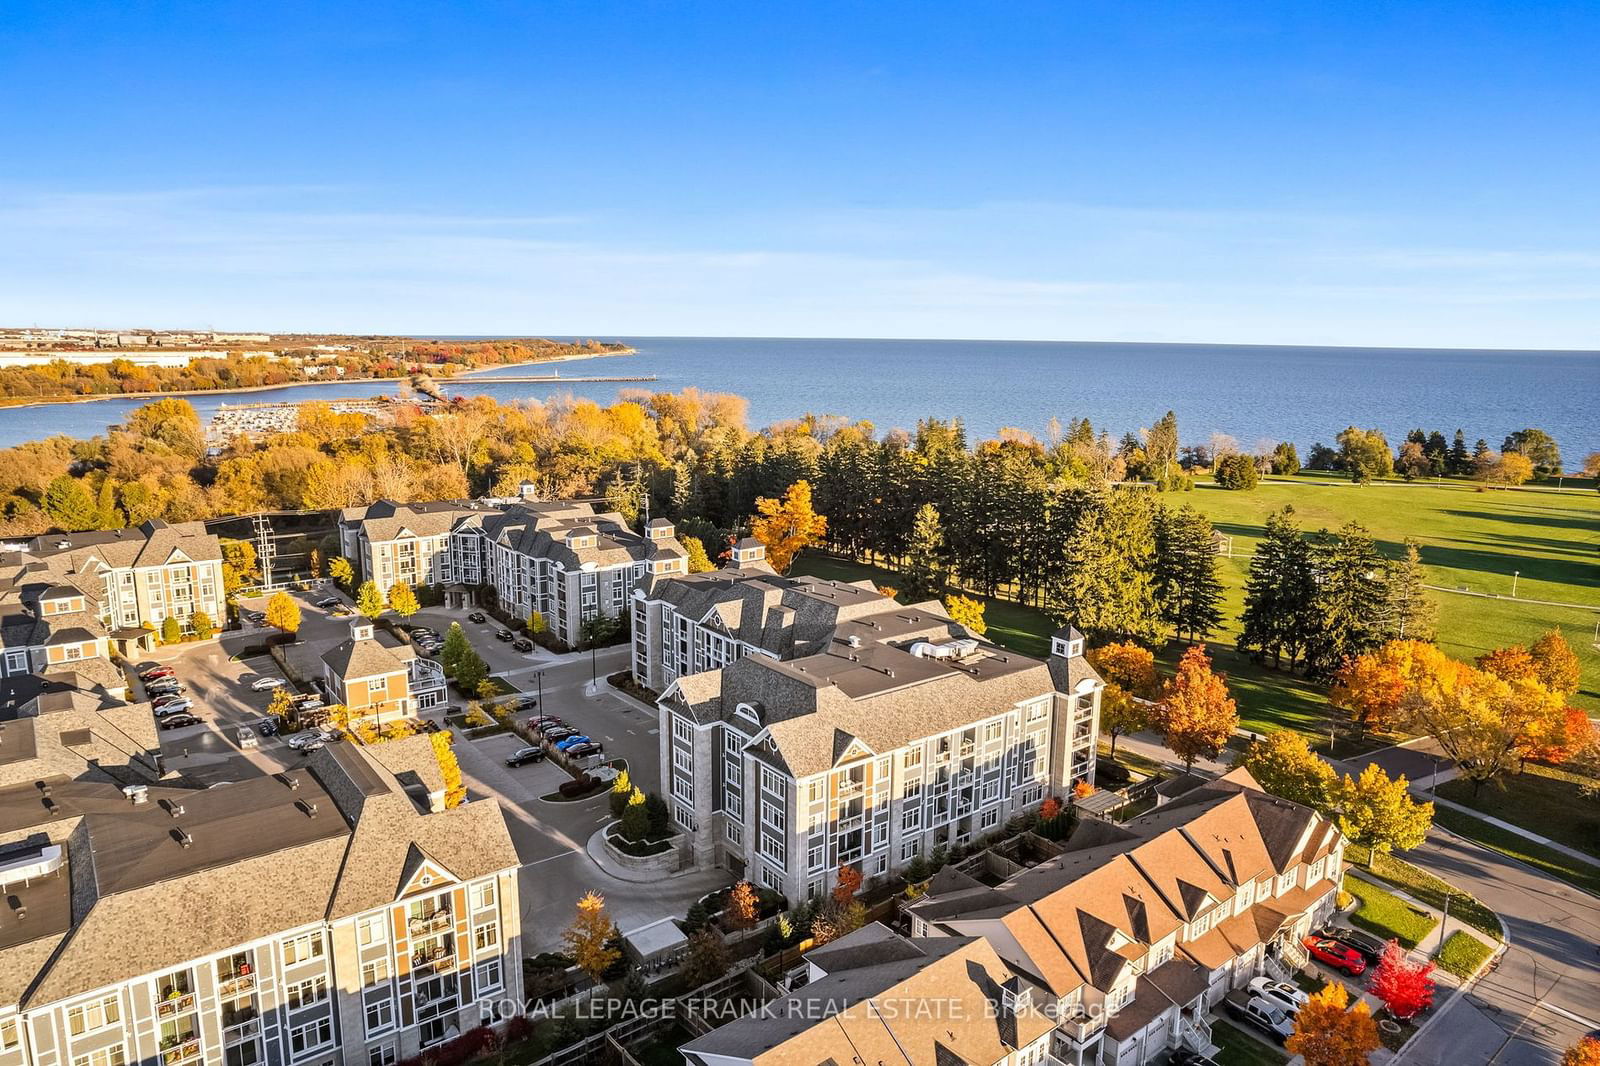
1344,874 -> 1439,948
1436,763 -> 1600,859
1436,930 -> 1494,978
1431,806 -> 1600,897
1346,844 -> 1502,939
1210,1018 -> 1288,1066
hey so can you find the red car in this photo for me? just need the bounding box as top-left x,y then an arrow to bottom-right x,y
1303,936 -> 1367,976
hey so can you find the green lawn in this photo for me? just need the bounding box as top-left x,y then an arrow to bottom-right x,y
1436,930 -> 1494,978
1436,763 -> 1600,859
1431,805 -> 1600,897
1343,874 -> 1439,948
1184,478 -> 1600,712
1345,844 -> 1502,940
1210,1018 -> 1288,1066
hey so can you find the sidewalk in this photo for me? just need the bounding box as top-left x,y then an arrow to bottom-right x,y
1420,792 -> 1600,869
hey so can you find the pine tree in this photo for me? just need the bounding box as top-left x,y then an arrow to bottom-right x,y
1239,509 -> 1316,669
95,479 -> 123,530
1381,539 -> 1436,642
1449,429 -> 1470,474
42,475 -> 99,532
1154,505 -> 1224,642
1306,523 -> 1390,679
1052,489 -> 1166,643
901,503 -> 947,601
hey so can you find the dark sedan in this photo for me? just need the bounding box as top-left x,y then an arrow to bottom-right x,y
159,713 -> 202,729
1318,926 -> 1389,965
505,747 -> 546,767
468,612 -> 487,623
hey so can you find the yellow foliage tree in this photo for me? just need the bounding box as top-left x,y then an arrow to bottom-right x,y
563,891 -> 620,981
1286,981 -> 1381,1066
264,590 -> 301,635
943,594 -> 987,636
429,731 -> 466,808
748,480 -> 827,574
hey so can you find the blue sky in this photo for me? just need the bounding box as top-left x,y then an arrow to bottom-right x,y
2,1 -> 1597,347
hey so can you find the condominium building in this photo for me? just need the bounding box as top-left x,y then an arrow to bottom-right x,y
321,620 -> 447,722
904,768 -> 1345,1066
0,738 -> 522,1066
651,561 -> 1102,902
338,496 -> 686,647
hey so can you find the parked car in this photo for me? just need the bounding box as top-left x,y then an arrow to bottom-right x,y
505,747 -> 546,767
285,731 -> 326,750
237,726 -> 258,749
240,609 -> 265,626
153,696 -> 191,711
468,612 -> 487,623
495,629 -> 516,642
541,728 -> 578,744
1225,994 -> 1295,1042
147,684 -> 183,697
1318,926 -> 1389,965
154,700 -> 194,715
250,676 -> 286,691
160,713 -> 202,730
256,717 -> 280,736
528,714 -> 562,729
1247,977 -> 1308,1014
141,667 -> 175,681
1303,936 -> 1367,976
554,735 -> 592,752
512,638 -> 533,652
564,742 -> 604,758
505,695 -> 540,711
315,597 -> 340,609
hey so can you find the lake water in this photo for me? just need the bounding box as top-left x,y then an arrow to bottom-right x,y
1,337 -> 1597,457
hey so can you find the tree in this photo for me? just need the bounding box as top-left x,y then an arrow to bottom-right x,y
678,929 -> 729,988
943,593 -> 987,636
264,590 -> 301,635
1528,629 -> 1581,696
1335,763 -> 1432,863
901,503 -> 947,601
832,862 -> 862,907
1502,428 -> 1562,475
1336,427 -> 1394,483
267,687 -> 295,727
1241,732 -> 1338,812
749,479 -> 828,573
388,581 -> 419,619
328,555 -> 355,591
1382,539 -> 1436,642
1395,440 -> 1431,481
430,731 -> 466,806
43,475 -> 99,532
355,579 -> 386,618
1368,940 -> 1437,1020
608,768 -> 633,818
1477,644 -> 1535,681
619,788 -> 649,841
1097,683 -> 1152,758
1214,453 -> 1259,490
1144,411 -> 1179,483
1088,641 -> 1158,695
1485,451 -> 1535,488
453,646 -> 489,692
681,535 -> 715,573
1449,430 -> 1471,475
190,610 -> 213,641
1562,1038 -> 1600,1066
1286,980 -> 1381,1066
1239,509 -> 1317,670
1306,523 -> 1390,680
1271,441 -> 1300,476
1053,488 -> 1166,643
1152,645 -> 1238,770
1398,662 -> 1570,793
1153,505 -> 1224,642
160,616 -> 182,644
220,539 -> 259,594
308,547 -> 323,579
526,610 -> 548,636
441,622 -> 470,676
1331,640 -> 1451,736
726,880 -> 759,931
564,891 -> 621,982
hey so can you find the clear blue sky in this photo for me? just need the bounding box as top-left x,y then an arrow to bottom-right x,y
2,1 -> 1597,347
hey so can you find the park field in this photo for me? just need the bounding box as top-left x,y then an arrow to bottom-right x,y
793,476 -> 1599,733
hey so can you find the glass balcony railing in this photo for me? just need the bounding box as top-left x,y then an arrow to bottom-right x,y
160,1036 -> 202,1066
156,992 -> 196,1018
408,910 -> 452,936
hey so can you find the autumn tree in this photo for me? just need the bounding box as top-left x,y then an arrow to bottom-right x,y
832,863 -> 863,907
1561,1038 -> 1600,1066
1485,451 -> 1534,488
526,610 -> 547,635
943,593 -> 987,636
429,731 -> 466,807
1336,426 -> 1394,483
1335,763 -> 1433,864
1152,645 -> 1238,770
1286,980 -> 1381,1066
267,687 -> 296,727
220,539 -> 259,594
328,555 -> 355,591
161,616 -> 182,644
564,891 -> 621,982
1241,732 -> 1338,812
1528,629 -> 1581,697
1368,940 -> 1437,1020
1477,644 -> 1535,681
355,579 -> 386,618
1398,663 -> 1569,793
749,479 -> 828,574
678,929 -> 729,988
1089,641 -> 1159,696
725,880 -> 759,931
441,622 -> 470,676
1332,640 -> 1450,737
190,609 -> 214,640
681,534 -> 715,573
388,581 -> 419,619
1098,682 -> 1153,758
264,590 -> 301,635
308,547 -> 323,578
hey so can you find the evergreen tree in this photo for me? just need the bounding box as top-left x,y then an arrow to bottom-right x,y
1154,505 -> 1224,642
441,622 -> 470,676
95,479 -> 122,530
1449,430 -> 1470,474
1381,539 -> 1437,642
1145,411 -> 1180,486
1238,508 -> 1317,670
1306,523 -> 1390,679
1051,488 -> 1165,643
901,503 -> 947,601
42,475 -> 99,532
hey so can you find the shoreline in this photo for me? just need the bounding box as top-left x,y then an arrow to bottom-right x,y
0,347 -> 637,410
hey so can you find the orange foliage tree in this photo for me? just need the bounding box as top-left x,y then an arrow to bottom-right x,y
1331,640 -> 1449,736
1286,981 -> 1381,1066
749,480 -> 828,574
1561,1037 -> 1600,1066
1153,645 -> 1239,770
832,862 -> 863,907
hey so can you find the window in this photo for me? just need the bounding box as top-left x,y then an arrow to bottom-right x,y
980,808 -> 999,829
759,765 -> 785,795
901,805 -> 922,832
474,921 -> 500,952
760,797 -> 784,830
283,932 -> 325,965
1027,700 -> 1048,722
368,677 -> 388,695
0,1019 -> 15,1051
902,747 -> 922,769
73,1048 -> 126,1066
472,881 -> 497,911
3,651 -> 24,673
901,840 -> 919,861
984,721 -> 1003,742
67,994 -> 120,1036
358,914 -> 385,946
289,1018 -> 333,1055
475,958 -> 504,993
760,866 -> 782,891
362,961 -> 393,1036
288,975 -> 328,1010
369,1044 -> 398,1066
760,831 -> 786,868
726,821 -> 743,846
224,1043 -> 260,1066
806,779 -> 824,804
674,803 -> 697,831
807,837 -> 825,871
672,716 -> 692,743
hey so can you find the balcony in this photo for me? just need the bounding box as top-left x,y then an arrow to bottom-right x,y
222,1011 -> 260,1045
1057,1014 -> 1105,1045
160,1036 -> 202,1066
409,910 -> 452,936
412,942 -> 456,973
836,777 -> 863,796
156,992 -> 196,1018
218,972 -> 256,998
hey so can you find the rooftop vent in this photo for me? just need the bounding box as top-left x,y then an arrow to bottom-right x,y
122,784 -> 149,805
55,540 -> 70,550
845,634 -> 863,649
175,829 -> 193,849
165,802 -> 185,820
297,800 -> 319,818
284,775 -> 300,790
909,639 -> 980,661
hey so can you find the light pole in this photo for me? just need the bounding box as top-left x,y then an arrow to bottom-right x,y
1511,571 -> 1519,598
534,669 -> 545,710
1437,892 -> 1453,953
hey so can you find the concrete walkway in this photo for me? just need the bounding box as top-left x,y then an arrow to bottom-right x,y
1421,793 -> 1600,870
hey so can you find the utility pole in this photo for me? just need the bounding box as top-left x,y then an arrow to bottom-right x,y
1437,892 -> 1452,953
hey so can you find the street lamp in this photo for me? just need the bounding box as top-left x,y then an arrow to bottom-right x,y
1437,892 -> 1454,953
1511,570 -> 1519,598
533,669 -> 545,710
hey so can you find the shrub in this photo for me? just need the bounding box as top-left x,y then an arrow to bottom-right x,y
559,775 -> 597,798
645,793 -> 670,837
